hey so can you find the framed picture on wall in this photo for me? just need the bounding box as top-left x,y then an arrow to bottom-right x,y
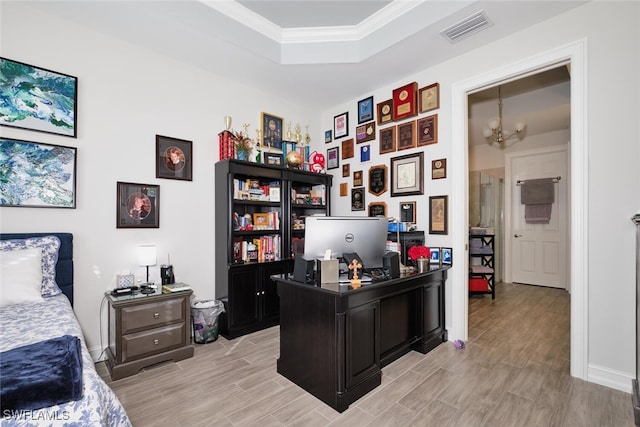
327,147 -> 339,169
116,182 -> 160,228
351,187 -> 365,211
419,82 -> 440,113
429,195 -> 448,235
261,112 -> 284,150
334,112 -> 349,139
156,135 -> 192,181
357,95 -> 374,123
417,114 -> 438,146
377,99 -> 393,125
379,126 -> 396,154
390,152 -> 424,197
400,201 -> 416,223
441,247 -> 453,265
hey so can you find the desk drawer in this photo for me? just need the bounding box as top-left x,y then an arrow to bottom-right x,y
121,298 -> 185,334
121,323 -> 186,363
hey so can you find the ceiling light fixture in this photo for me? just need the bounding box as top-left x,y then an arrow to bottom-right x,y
483,85 -> 525,148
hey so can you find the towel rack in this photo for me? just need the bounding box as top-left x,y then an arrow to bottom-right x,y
516,176 -> 561,186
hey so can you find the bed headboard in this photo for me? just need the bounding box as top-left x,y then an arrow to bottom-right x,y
0,233 -> 74,306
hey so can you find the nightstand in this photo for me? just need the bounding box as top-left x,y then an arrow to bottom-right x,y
105,288 -> 194,380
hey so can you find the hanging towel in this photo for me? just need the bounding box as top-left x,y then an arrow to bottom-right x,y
521,178 -> 555,224
521,178 -> 554,204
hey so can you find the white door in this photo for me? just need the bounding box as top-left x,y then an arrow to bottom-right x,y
509,147 -> 567,288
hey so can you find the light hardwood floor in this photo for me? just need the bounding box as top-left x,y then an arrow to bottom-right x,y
97,282 -> 635,426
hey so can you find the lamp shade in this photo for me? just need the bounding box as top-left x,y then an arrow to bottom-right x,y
138,245 -> 157,267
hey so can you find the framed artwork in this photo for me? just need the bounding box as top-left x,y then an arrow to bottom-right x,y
326,147 -> 339,169
351,187 -> 365,211
368,202 -> 387,217
0,57 -> 78,138
379,126 -> 396,154
429,195 -> 448,235
0,137 -> 77,208
264,152 -> 283,166
156,135 -> 192,181
417,114 -> 438,146
253,212 -> 270,228
360,144 -> 370,162
419,82 -> 440,113
441,247 -> 453,265
391,152 -> 424,197
392,82 -> 418,121
325,130 -> 332,143
334,112 -> 349,139
356,122 -> 376,143
368,164 -> 388,196
341,138 -> 354,159
432,158 -> 447,179
117,182 -> 160,228
377,99 -> 393,125
353,170 -> 363,186
357,95 -> 374,124
261,112 -> 283,150
430,247 -> 441,266
342,163 -> 350,177
397,120 -> 417,151
339,182 -> 348,196
399,201 -> 416,223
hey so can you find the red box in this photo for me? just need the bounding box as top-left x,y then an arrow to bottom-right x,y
469,278 -> 489,292
218,130 -> 235,160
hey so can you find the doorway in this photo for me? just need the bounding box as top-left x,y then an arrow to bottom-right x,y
450,40 -> 588,379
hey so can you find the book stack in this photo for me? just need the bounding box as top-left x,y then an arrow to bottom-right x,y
162,282 -> 191,293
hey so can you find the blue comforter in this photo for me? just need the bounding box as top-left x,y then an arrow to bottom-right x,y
1,335 -> 83,411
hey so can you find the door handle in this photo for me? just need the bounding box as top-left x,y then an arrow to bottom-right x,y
514,234 -> 523,238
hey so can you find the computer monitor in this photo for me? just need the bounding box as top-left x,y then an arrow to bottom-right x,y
303,216 -> 388,269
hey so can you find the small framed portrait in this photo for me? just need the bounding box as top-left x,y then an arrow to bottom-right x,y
325,130 -> 332,143
342,163 -> 350,177
252,212 -> 270,228
419,82 -> 440,113
327,147 -> 339,169
117,182 -> 160,228
400,201 -> 416,224
334,111 -> 349,139
417,114 -> 438,146
353,170 -> 363,186
441,247 -> 453,265
430,247 -> 441,266
264,152 -> 283,166
379,126 -> 396,155
156,135 -> 192,181
357,95 -> 374,124
351,187 -> 365,211
429,195 -> 448,235
368,202 -> 387,217
261,112 -> 284,150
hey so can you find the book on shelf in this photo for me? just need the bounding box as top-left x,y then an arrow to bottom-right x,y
162,282 -> 191,293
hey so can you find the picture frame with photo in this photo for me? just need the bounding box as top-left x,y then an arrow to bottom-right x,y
441,247 -> 453,265
261,112 -> 284,150
117,181 -> 160,228
390,152 -> 424,197
0,57 -> 78,138
326,147 -> 339,169
325,130 -> 332,143
0,137 -> 77,208
156,135 -> 193,181
334,112 -> 349,139
429,195 -> 448,235
430,247 -> 441,266
357,95 -> 374,124
264,152 -> 283,166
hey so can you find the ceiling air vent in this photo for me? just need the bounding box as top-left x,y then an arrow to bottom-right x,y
441,11 -> 492,43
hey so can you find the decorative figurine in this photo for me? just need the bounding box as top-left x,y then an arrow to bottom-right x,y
348,258 -> 362,288
308,151 -> 326,173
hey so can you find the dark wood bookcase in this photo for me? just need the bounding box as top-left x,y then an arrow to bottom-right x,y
215,159 -> 332,339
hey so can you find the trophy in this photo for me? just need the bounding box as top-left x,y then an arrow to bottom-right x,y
295,123 -> 301,143
224,116 -> 232,131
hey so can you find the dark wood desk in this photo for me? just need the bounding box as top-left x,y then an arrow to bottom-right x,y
274,266 -> 449,412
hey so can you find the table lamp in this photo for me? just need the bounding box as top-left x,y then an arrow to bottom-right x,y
138,245 -> 156,294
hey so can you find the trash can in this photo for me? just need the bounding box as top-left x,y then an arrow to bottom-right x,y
191,299 -> 225,343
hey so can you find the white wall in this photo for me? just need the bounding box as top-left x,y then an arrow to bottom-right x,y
321,2 -> 640,392
0,2 -> 320,358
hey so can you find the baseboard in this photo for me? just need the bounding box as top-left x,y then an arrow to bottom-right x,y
588,363 -> 633,394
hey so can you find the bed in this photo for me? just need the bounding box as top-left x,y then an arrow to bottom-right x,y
0,233 -> 131,426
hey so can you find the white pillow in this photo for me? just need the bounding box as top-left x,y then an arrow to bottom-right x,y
0,248 -> 45,306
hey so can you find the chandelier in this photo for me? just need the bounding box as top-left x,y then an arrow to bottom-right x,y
483,85 -> 525,147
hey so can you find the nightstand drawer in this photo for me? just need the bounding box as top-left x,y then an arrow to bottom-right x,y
121,298 -> 185,334
121,323 -> 186,363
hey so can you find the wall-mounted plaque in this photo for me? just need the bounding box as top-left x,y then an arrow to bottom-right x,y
351,187 -> 365,211
368,164 -> 388,196
368,202 -> 387,217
